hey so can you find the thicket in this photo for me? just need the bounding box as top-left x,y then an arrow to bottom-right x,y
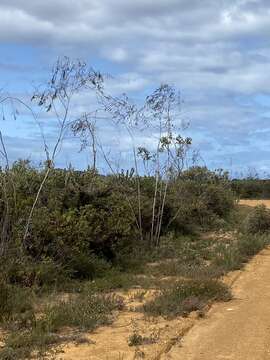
232,178 -> 270,199
0,57 -> 237,288
1,57 -> 261,358
0,163 -> 235,285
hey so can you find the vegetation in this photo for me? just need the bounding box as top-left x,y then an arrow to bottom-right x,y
143,279 -> 231,318
232,178 -> 270,199
242,205 -> 270,234
0,287 -> 120,359
0,57 -> 269,358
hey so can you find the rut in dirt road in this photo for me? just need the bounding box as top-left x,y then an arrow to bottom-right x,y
163,247 -> 270,360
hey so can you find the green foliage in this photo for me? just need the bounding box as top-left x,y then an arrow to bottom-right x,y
0,257 -> 69,288
0,164 -> 236,282
0,282 -> 34,324
44,292 -> 119,331
232,178 -> 270,199
128,332 -> 144,347
212,232 -> 270,272
143,279 -> 231,318
168,167 -> 235,233
212,243 -> 243,272
237,233 -> 269,258
242,205 -> 270,234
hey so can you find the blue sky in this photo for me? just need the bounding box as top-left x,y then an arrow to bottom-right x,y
1,0 -> 270,176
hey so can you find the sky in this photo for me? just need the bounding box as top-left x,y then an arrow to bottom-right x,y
1,0 -> 270,176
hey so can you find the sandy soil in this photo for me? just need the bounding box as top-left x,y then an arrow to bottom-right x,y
56,245 -> 270,360
162,247 -> 270,360
54,204 -> 270,359
56,289 -> 199,360
239,199 -> 270,208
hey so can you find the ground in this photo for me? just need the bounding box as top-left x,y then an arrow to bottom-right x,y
239,199 -> 270,208
164,246 -> 270,360
53,200 -> 270,360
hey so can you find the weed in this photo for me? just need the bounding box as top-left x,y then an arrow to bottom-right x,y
128,332 -> 144,347
128,331 -> 158,347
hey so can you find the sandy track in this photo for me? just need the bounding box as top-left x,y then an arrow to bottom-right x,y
239,199 -> 270,208
163,247 -> 270,360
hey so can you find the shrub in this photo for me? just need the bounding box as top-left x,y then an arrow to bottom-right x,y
212,243 -> 243,272
0,290 -> 120,359
44,291 -> 119,331
167,167 -> 235,233
67,252 -> 111,280
143,279 -> 231,318
1,258 -> 69,288
0,282 -> 34,324
237,233 -> 269,258
242,205 -> 270,234
128,332 -> 144,347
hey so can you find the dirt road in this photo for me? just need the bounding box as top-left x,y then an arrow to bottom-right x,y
239,199 -> 270,208
163,247 -> 270,360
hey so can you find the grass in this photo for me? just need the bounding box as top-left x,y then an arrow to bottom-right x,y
1,205 -> 270,357
141,206 -> 270,319
86,270 -> 135,292
128,331 -> 157,347
143,279 -> 231,318
0,290 -> 121,359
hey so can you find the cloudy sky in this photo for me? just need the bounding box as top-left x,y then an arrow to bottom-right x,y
1,0 -> 270,176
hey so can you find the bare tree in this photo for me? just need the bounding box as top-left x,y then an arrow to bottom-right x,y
71,112 -> 98,171
136,85 -> 192,246
23,57 -> 105,249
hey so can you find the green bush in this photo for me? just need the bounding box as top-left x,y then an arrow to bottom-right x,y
237,233 -> 269,258
143,279 -> 231,318
1,258 -> 69,288
212,243 -> 243,272
242,205 -> 270,234
44,292 -> 119,331
67,252 -> 111,280
167,167 -> 235,233
0,282 -> 34,325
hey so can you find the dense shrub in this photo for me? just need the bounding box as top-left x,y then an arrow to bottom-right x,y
242,205 -> 270,234
232,178 -> 270,199
0,164 -> 236,282
167,167 -> 235,232
0,281 -> 34,324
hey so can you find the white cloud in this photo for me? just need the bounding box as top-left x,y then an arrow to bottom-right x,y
1,0 -> 270,172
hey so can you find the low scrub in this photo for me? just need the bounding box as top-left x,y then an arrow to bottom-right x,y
143,279 -> 231,318
44,292 -> 120,331
212,232 -> 270,272
237,233 -> 269,259
242,205 -> 270,234
0,290 -> 120,359
0,282 -> 34,326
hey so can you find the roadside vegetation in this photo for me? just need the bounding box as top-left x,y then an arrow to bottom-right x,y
1,164 -> 270,359
1,57 -> 270,359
